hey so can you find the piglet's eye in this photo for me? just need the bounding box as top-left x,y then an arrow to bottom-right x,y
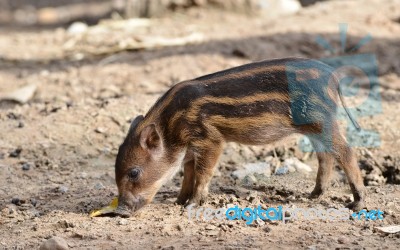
128,168 -> 141,182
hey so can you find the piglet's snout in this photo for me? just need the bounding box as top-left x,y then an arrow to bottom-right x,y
114,195 -> 145,217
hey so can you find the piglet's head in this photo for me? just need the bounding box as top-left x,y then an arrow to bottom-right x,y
114,115 -> 170,217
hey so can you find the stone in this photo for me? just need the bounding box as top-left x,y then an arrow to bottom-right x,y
22,163 -> 30,171
241,174 -> 257,186
94,182 -> 105,190
39,236 -> 68,250
232,162 -> 271,179
275,165 -> 289,175
118,219 -> 128,225
11,198 -> 21,206
67,22 -> 88,35
282,158 -> 312,174
57,186 -> 68,194
337,236 -> 349,244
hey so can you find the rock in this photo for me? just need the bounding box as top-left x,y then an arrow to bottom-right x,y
282,158 -> 312,174
287,165 -> 296,173
118,219 -> 128,225
22,163 -> 31,171
375,225 -> 400,234
275,165 -> 289,175
11,198 -> 20,205
271,0 -> 302,15
94,182 -> 105,190
337,236 -> 349,244
9,147 -> 22,158
40,236 -> 68,250
67,22 -> 88,35
57,186 -> 69,194
0,84 -> 37,104
241,174 -> 257,186
95,127 -> 107,134
232,162 -> 271,179
30,198 -> 37,207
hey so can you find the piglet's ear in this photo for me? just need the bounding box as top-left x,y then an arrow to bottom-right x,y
129,115 -> 144,133
139,124 -> 163,154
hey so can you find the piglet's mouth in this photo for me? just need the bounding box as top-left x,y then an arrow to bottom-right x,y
113,196 -> 147,218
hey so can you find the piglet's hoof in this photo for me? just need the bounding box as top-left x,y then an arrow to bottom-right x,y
176,194 -> 191,206
309,188 -> 324,199
346,201 -> 366,211
186,194 -> 208,206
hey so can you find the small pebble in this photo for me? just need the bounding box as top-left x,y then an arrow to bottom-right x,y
118,219 -> 128,225
22,163 -> 30,171
30,198 -> 37,207
337,236 -> 349,244
94,182 -> 105,190
17,122 -> 24,128
9,148 -> 22,158
11,198 -> 21,206
95,127 -> 107,134
58,186 -> 69,194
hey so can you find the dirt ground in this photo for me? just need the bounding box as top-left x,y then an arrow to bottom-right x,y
1,0 -> 400,249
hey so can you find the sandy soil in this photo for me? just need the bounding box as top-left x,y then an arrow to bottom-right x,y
1,0 -> 400,249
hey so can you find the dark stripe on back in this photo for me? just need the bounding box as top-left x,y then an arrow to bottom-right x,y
200,99 -> 290,118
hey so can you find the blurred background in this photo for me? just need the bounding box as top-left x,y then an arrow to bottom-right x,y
0,0 -> 399,249
0,0 -> 324,26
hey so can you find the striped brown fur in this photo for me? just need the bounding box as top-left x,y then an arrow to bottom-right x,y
114,57 -> 366,217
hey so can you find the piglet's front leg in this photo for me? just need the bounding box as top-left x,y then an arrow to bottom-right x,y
186,139 -> 224,206
176,159 -> 195,205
